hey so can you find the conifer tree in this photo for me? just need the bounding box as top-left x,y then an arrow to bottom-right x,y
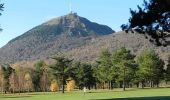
122,0 -> 170,46
112,47 -> 136,91
49,55 -> 73,93
136,50 -> 164,88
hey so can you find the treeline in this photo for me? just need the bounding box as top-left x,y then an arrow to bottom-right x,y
0,47 -> 170,93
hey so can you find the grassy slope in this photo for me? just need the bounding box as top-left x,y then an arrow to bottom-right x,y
0,88 -> 170,100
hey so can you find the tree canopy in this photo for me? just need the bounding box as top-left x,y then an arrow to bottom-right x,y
49,55 -> 73,93
0,3 -> 3,15
136,50 -> 164,87
0,2 -> 3,31
121,0 -> 170,46
112,47 -> 136,91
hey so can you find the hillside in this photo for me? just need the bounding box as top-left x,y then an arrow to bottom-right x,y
66,31 -> 170,63
0,13 -> 114,63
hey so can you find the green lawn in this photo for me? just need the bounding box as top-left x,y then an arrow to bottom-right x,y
1,88 -> 170,100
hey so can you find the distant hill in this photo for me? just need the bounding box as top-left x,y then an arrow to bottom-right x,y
0,13 -> 114,63
65,31 -> 170,63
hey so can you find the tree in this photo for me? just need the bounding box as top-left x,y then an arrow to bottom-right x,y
33,60 -> 46,91
112,47 -> 136,91
164,56 -> 170,83
0,1 -> 3,15
121,0 -> 170,46
95,49 -> 115,89
9,69 -> 18,93
0,67 -> 4,93
0,64 -> 13,93
66,78 -> 75,92
49,55 -> 73,93
50,79 -> 59,92
40,67 -> 49,92
74,62 -> 95,90
24,73 -> 33,92
12,63 -> 25,93
136,50 -> 164,88
0,2 -> 4,31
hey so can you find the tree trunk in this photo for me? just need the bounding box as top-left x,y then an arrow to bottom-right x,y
123,68 -> 126,91
62,76 -> 64,93
119,81 -> 123,88
142,81 -> 144,89
156,80 -> 159,88
1,78 -> 3,93
136,82 -> 139,88
103,82 -> 104,89
88,86 -> 91,90
95,84 -> 97,90
13,87 -> 14,94
123,82 -> 125,91
18,74 -> 21,95
109,81 -> 111,90
111,81 -> 114,90
150,80 -> 152,88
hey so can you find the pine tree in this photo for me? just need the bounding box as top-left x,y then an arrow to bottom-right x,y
0,1 -> 3,31
0,64 -> 13,93
74,62 -> 95,90
122,0 -> 170,46
164,56 -> 170,83
33,60 -> 46,91
112,47 -> 136,91
136,50 -> 164,88
49,55 -> 73,93
95,49 -> 115,89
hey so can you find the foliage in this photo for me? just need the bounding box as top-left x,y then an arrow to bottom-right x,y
11,63 -> 26,93
0,48 -> 168,93
94,49 -> 115,89
0,64 -> 13,93
164,56 -> 170,82
66,78 -> 75,92
0,1 -> 3,15
112,47 -> 136,90
122,0 -> 170,46
50,79 -> 59,92
0,1 -> 3,31
136,50 -> 164,87
40,67 -> 49,92
33,60 -> 46,91
95,49 -> 112,82
73,62 -> 95,89
24,72 -> 33,92
49,55 -> 73,93
9,69 -> 18,93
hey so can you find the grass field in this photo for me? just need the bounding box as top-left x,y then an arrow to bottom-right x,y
0,88 -> 170,100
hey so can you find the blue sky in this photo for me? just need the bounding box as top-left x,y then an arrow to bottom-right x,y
0,0 -> 144,47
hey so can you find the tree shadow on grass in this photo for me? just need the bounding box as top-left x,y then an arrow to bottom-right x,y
91,96 -> 170,100
87,89 -> 139,94
0,96 -> 32,98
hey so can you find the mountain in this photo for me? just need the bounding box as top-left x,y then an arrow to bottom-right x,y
1,13 -> 170,64
0,13 -> 114,63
